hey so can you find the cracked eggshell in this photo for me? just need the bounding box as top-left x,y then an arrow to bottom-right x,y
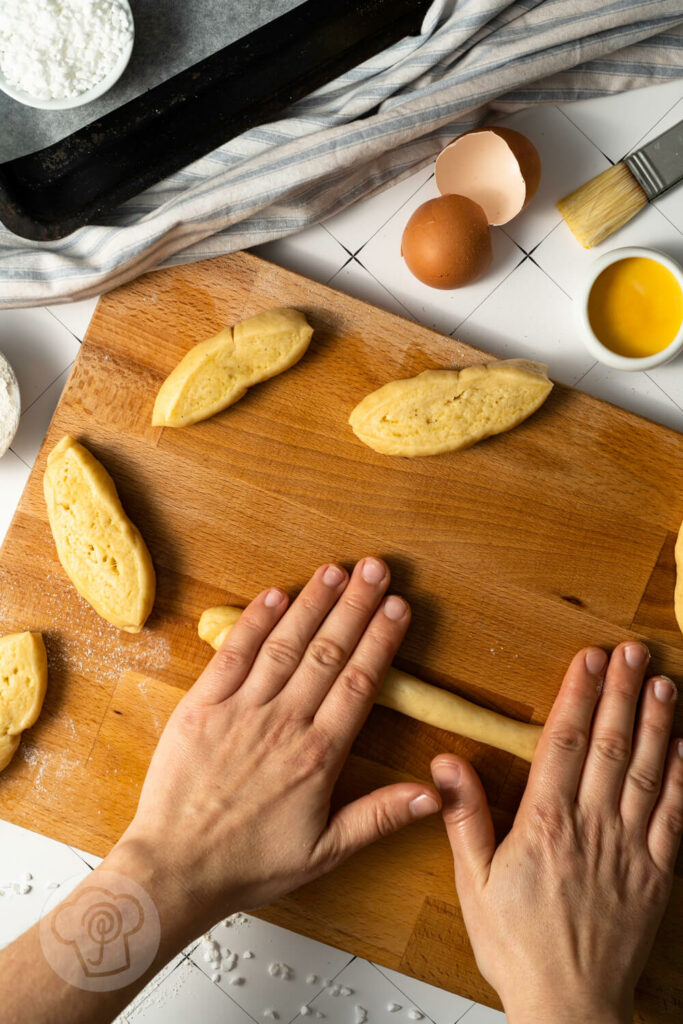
435,126 -> 541,226
401,194 -> 492,289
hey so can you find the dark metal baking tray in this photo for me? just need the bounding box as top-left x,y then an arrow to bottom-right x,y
0,0 -> 430,241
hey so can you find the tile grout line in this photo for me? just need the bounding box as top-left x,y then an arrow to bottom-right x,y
644,371 -> 683,415
44,306 -> 85,346
13,361 -> 75,422
450,253 -> 528,339
8,446 -> 30,470
620,94 -> 683,162
350,255 -> 419,321
369,961 -> 450,1024
349,171 -> 437,260
555,104 -> 615,166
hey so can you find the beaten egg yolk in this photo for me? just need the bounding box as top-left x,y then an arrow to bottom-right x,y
587,256 -> 683,359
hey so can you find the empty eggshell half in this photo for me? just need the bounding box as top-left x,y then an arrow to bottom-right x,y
435,127 -> 541,226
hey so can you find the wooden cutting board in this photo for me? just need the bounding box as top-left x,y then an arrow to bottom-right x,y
1,251 -> 681,1021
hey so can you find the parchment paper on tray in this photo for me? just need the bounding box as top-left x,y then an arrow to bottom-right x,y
0,0 -> 304,163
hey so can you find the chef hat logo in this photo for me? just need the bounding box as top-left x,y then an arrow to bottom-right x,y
51,886 -> 144,978
40,870 -> 160,992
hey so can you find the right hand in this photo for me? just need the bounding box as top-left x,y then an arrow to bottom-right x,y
431,642 -> 682,1024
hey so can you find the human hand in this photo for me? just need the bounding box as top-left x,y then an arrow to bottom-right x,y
431,643 -> 682,1024
113,558 -> 440,942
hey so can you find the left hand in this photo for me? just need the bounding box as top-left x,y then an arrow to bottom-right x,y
115,557 -> 440,937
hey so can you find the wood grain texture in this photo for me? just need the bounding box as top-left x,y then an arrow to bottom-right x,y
0,251 -> 681,1020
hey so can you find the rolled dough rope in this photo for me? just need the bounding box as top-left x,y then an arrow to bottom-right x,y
198,606 -> 542,762
378,667 -> 541,763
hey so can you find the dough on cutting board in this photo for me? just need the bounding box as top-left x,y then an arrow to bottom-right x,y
152,307 -> 314,428
197,605 -> 542,762
675,518 -> 683,635
0,632 -> 48,772
43,436 -> 156,633
198,605 -> 243,649
348,359 -> 553,457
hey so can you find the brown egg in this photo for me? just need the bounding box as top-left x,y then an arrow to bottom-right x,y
401,195 -> 492,289
435,126 -> 541,225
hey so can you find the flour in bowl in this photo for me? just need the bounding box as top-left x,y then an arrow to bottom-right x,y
0,0 -> 133,101
0,353 -> 20,457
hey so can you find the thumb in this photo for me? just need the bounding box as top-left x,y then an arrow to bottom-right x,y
317,783 -> 441,867
431,756 -> 495,887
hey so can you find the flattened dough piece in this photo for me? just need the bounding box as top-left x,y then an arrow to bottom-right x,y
675,518 -> 683,635
44,436 -> 156,633
349,359 -> 553,457
0,632 -> 48,772
198,605 -> 542,762
152,307 -> 314,427
198,606 -> 243,650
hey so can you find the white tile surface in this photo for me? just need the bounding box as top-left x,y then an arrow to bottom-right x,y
325,164 -> 434,255
576,361 -> 682,432
253,224 -> 351,285
559,79 -> 683,163
0,307 -> 80,412
68,844 -> 104,870
46,296 -> 99,342
328,258 -> 416,320
454,257 -> 595,385
0,448 -> 30,544
496,105 -> 609,254
373,964 -> 475,1024
0,820 -> 90,949
11,364 -> 73,468
357,174 -> 525,334
129,958 -> 255,1024
460,1006 -> 507,1023
291,957 -> 450,1024
190,914 -> 353,1023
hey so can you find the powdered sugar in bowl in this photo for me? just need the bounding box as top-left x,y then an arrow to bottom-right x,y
0,0 -> 134,110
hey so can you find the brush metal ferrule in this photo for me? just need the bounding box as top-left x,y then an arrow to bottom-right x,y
624,119 -> 683,201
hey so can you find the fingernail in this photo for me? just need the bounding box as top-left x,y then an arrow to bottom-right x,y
361,557 -> 386,584
677,739 -> 683,759
409,793 -> 440,819
624,643 -> 649,669
585,648 -> 607,676
264,588 -> 285,608
653,676 -> 677,703
383,595 -> 407,621
322,564 -> 345,587
432,760 -> 459,794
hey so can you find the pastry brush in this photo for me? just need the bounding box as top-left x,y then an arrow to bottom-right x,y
557,118 -> 683,248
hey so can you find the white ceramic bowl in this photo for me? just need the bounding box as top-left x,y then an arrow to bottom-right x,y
0,352 -> 21,459
0,0 -> 134,111
577,245 -> 683,372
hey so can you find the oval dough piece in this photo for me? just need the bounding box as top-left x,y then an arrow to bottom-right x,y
349,359 -> 553,457
152,307 -> 314,428
675,518 -> 683,635
44,436 -> 156,633
197,605 -> 541,762
0,632 -> 48,772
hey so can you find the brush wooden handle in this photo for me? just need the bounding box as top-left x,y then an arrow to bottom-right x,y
199,606 -> 542,762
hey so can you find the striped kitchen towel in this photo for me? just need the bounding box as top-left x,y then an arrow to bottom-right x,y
0,0 -> 681,308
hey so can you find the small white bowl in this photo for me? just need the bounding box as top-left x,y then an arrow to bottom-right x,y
0,352 -> 21,459
577,245 -> 683,372
0,0 -> 134,111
